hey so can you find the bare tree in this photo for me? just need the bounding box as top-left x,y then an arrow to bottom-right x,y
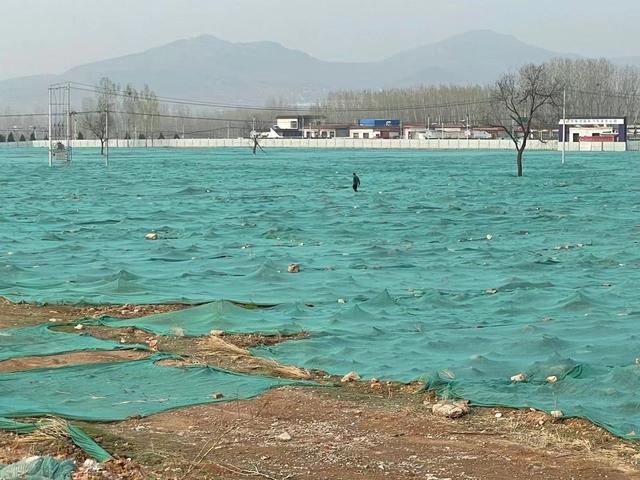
489,64 -> 562,176
81,77 -> 118,155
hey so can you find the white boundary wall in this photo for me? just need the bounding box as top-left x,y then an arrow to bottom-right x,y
1,138 -> 565,150
1,139 -> 635,151
557,141 -> 627,152
3,139 -> 635,151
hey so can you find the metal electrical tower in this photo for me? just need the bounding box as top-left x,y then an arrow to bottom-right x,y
48,82 -> 73,166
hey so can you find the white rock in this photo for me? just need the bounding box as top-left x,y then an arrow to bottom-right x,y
341,371 -> 360,383
74,324 -> 84,330
432,401 -> 470,419
209,329 -> 224,337
546,375 -> 558,384
287,263 -> 300,273
337,298 -> 347,304
495,412 -> 503,418
550,410 -> 563,419
170,327 -> 185,337
144,232 -> 158,240
276,432 -> 292,441
486,234 -> 493,240
510,373 -> 526,382
82,459 -> 100,472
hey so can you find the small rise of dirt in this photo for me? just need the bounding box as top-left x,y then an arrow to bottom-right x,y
0,296 -> 187,329
0,350 -> 150,373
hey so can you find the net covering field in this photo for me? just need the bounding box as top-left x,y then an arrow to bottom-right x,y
1,147 -> 639,437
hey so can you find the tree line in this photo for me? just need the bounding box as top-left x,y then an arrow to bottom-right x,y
310,59 -> 640,127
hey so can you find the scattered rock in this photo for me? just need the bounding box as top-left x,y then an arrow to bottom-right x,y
287,263 -> 300,273
550,410 -> 563,419
341,371 -> 360,383
546,375 -> 558,384
486,288 -> 498,295
276,432 -> 292,441
169,327 -> 185,337
145,232 -> 158,240
147,339 -> 158,351
337,298 -> 347,304
495,412 -> 503,419
209,329 -> 224,337
74,324 -> 84,330
486,234 -> 493,240
120,338 -> 127,344
82,458 -> 101,472
210,393 -> 224,399
510,373 -> 526,382
432,400 -> 470,419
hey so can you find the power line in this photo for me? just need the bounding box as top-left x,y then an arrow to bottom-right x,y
76,109 -> 255,124
569,88 -> 640,100
69,84 -> 313,112
0,113 -> 48,118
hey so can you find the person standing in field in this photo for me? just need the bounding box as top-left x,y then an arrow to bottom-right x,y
352,172 -> 361,192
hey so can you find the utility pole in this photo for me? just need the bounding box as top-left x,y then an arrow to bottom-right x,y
561,86 -> 566,165
48,87 -> 52,167
66,83 -> 71,163
105,107 -> 109,167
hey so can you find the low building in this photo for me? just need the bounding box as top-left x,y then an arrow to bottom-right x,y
403,125 -> 431,140
273,115 -> 324,138
559,118 -> 627,144
301,124 -> 351,139
350,126 -> 401,139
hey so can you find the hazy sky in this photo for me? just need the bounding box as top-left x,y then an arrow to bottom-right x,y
2,0 -> 639,80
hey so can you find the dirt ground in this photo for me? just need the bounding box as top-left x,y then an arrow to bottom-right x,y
2,297 -> 640,480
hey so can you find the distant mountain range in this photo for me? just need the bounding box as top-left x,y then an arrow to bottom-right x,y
0,29 -> 637,111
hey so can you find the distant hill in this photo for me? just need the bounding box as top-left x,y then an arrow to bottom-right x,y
0,30 -> 582,111
380,30 -> 577,86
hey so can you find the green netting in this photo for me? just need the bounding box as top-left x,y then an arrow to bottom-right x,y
0,418 -> 111,462
88,300 -> 307,336
89,295 -> 640,439
0,354 -> 302,422
0,456 -> 75,480
0,324 -> 146,361
2,148 -> 640,440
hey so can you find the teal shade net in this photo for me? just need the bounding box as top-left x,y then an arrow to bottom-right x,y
0,354 -> 301,422
0,324 -> 145,361
1,147 -> 640,440
89,300 -> 307,336
0,456 -> 75,480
